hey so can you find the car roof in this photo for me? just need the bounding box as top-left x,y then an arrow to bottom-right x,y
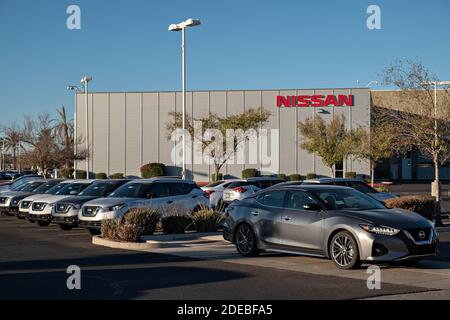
303,178 -> 363,183
125,178 -> 196,184
245,177 -> 284,181
269,184 -> 353,191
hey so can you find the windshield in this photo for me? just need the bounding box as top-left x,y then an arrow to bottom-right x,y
33,181 -> 61,194
347,181 -> 377,194
78,182 -> 115,197
109,183 -> 153,198
20,181 -> 45,192
10,179 -> 30,190
309,188 -> 385,211
55,183 -> 90,195
45,183 -> 69,194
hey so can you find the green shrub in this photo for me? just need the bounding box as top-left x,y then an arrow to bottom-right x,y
375,185 -> 389,193
306,173 -> 316,180
101,207 -> 160,242
192,208 -> 224,232
384,196 -> 435,220
160,205 -> 192,234
141,163 -> 166,178
289,174 -> 302,181
277,173 -> 287,180
109,173 -> 124,179
161,215 -> 192,234
96,172 -> 108,179
242,168 -> 259,179
345,171 -> 357,179
211,173 -> 223,182
60,167 -> 74,178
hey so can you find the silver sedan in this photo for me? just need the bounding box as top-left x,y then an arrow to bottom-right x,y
223,185 -> 438,269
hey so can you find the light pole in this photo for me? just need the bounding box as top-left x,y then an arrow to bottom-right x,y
80,76 -> 92,179
169,18 -> 201,180
67,84 -> 85,179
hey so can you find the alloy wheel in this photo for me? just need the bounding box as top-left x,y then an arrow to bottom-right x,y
332,234 -> 355,268
236,225 -> 255,256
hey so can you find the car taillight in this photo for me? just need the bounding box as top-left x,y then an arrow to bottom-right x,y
233,187 -> 247,193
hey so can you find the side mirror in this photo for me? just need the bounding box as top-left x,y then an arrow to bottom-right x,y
303,203 -> 322,211
69,190 -> 78,195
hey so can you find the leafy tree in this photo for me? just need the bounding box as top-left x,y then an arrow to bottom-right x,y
298,114 -> 355,178
166,108 -> 271,180
0,124 -> 24,170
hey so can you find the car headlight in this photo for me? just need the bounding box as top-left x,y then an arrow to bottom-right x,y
360,224 -> 400,236
109,204 -> 124,211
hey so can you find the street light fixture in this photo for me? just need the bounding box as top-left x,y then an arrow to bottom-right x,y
169,18 -> 201,180
80,76 -> 92,179
67,84 -> 86,179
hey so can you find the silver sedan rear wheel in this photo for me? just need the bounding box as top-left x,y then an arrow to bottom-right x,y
330,231 -> 361,269
235,224 -> 260,257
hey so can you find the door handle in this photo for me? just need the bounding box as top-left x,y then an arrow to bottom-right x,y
282,215 -> 291,221
251,210 -> 260,216
167,201 -> 173,204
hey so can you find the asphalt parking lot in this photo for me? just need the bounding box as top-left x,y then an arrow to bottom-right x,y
1,215 -> 450,300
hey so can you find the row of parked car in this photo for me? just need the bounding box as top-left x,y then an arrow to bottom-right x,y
0,174 -> 439,270
0,175 -> 209,235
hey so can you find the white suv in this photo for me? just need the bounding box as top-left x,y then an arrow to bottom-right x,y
78,178 -> 209,235
27,180 -> 95,226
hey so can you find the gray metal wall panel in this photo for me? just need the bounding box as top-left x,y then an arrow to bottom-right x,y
76,94 -> 87,173
159,92 -> 177,175
142,93 -> 159,165
279,90 -> 297,176
225,91 -> 245,178
261,90 -> 279,175
91,93 -> 108,175
125,93 -> 142,176
191,91 -> 210,181
296,89 -> 315,176
109,93 -> 126,174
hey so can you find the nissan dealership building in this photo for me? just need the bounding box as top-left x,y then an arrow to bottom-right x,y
74,87 -> 450,182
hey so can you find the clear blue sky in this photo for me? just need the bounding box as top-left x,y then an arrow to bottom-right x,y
1,0 -> 449,125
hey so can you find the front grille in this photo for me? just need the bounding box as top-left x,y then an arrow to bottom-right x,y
21,201 -> 31,209
79,220 -> 102,228
55,203 -> 70,213
0,197 -> 8,204
32,202 -> 46,211
82,206 -> 99,217
397,231 -> 437,256
405,227 -> 431,242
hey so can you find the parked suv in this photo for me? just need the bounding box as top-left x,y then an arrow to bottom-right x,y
0,179 -> 46,215
18,180 -> 73,219
302,178 -> 398,203
27,180 -> 95,226
78,178 -> 209,235
222,177 -> 285,204
0,174 -> 43,194
52,179 -> 129,230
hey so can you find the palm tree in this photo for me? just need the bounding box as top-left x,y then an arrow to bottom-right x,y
2,128 -> 23,170
52,106 -> 74,168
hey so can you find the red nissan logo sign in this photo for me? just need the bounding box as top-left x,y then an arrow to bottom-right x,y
276,94 -> 354,107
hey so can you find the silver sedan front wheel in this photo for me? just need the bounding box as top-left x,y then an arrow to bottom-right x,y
235,224 -> 260,257
330,231 -> 361,269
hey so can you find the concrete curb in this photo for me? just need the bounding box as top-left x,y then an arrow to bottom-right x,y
92,232 -> 224,250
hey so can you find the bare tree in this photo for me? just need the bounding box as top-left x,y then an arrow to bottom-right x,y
381,61 -> 450,225
166,108 -> 271,180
